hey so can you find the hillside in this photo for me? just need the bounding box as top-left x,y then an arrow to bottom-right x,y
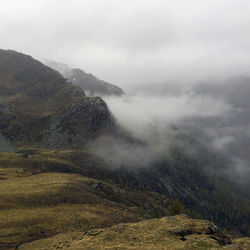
19,215 -> 250,250
0,50 -> 123,149
0,151 -> 249,249
45,60 -> 125,96
0,49 -> 250,248
0,150 -> 168,249
189,77 -> 250,181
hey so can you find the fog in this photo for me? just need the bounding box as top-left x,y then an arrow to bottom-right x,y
87,92 -> 232,171
1,0 -> 250,87
91,80 -> 250,182
1,0 -> 250,180
104,94 -> 232,140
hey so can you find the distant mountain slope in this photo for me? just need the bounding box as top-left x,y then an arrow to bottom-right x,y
0,49 -> 121,148
0,134 -> 14,152
45,60 -> 125,96
181,77 -> 250,181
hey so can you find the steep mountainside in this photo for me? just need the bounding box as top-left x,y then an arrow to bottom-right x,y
180,77 -> 250,182
0,50 -> 122,149
45,60 -> 125,96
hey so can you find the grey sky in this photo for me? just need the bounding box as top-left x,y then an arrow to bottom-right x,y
1,0 -> 250,88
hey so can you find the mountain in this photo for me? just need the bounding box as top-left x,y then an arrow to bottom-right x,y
0,49 -> 123,149
181,77 -> 250,182
0,49 -> 249,248
0,150 -> 169,249
45,60 -> 125,96
1,148 -> 250,249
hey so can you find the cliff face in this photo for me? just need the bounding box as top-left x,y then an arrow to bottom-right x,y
0,50 -> 118,148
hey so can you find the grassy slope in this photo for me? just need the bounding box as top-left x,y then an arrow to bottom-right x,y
0,151 -> 168,249
0,150 -> 250,249
19,215 -> 250,250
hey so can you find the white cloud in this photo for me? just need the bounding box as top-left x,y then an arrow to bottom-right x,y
104,93 -> 232,138
0,0 -> 250,87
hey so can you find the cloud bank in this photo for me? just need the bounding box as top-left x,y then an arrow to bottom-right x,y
1,0 -> 250,87
104,94 -> 232,139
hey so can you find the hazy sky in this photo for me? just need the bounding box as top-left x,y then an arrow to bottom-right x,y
1,0 -> 250,87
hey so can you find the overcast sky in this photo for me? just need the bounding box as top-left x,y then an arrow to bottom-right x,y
1,0 -> 250,88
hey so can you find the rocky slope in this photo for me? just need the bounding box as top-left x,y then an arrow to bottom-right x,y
45,60 -> 125,96
0,49 -> 122,149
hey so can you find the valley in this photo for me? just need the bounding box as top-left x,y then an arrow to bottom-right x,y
0,49 -> 249,249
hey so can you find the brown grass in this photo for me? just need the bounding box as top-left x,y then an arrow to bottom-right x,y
0,151 -> 166,249
18,215 -> 235,250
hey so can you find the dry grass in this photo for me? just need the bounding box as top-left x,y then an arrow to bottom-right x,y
0,151 -> 155,249
19,215 -> 240,250
0,203 -> 141,249
1,151 -> 248,249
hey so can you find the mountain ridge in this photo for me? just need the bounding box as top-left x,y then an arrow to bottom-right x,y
0,49 -> 124,149
44,60 -> 125,97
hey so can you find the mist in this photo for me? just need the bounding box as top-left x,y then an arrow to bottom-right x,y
1,0 -> 250,87
104,94 -> 232,139
87,79 -> 250,184
87,92 -> 232,170
2,0 -> 250,179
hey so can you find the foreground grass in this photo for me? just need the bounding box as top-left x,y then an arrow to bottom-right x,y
1,150 -> 249,249
0,151 -> 167,249
19,215 -> 248,250
0,203 -> 141,249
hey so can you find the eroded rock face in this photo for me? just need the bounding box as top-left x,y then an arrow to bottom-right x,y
41,97 -> 116,148
0,49 -> 118,148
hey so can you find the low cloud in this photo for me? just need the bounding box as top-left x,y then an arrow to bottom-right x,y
86,87 -> 250,184
104,94 -> 232,140
1,1 -> 250,86
86,92 -> 235,175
